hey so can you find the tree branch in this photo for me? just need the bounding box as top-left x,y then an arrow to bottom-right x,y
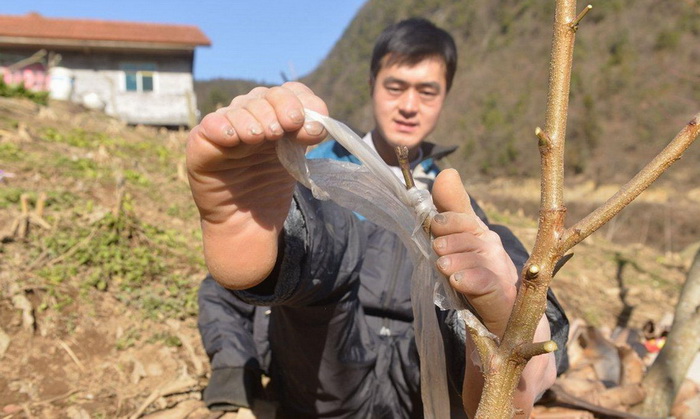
559,113 -> 700,253
468,326 -> 498,372
515,340 -> 558,361
471,1 -> 699,417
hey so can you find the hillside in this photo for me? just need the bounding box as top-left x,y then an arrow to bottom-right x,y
0,97 -> 694,416
0,97 -> 209,416
303,0 -> 700,186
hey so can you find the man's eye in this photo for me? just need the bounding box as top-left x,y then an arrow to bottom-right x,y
386,86 -> 402,94
420,90 -> 438,98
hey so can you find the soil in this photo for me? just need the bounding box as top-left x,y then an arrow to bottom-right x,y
0,97 -> 695,417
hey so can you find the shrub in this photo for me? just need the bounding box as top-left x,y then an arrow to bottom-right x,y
0,79 -> 49,105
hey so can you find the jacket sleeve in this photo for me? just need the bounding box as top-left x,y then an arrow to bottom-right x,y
197,275 -> 266,410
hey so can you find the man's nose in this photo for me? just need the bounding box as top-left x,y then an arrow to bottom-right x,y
399,90 -> 418,114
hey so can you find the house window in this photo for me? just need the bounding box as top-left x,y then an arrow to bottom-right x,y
121,63 -> 156,92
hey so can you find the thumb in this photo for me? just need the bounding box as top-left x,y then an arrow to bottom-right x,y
432,168 -> 471,214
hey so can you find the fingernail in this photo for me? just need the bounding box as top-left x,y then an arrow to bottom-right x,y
433,237 -> 445,250
288,109 -> 304,124
437,257 -> 450,270
269,122 -> 282,135
304,122 -> 323,136
249,124 -> 263,135
433,214 -> 446,224
225,127 -> 236,137
453,272 -> 463,283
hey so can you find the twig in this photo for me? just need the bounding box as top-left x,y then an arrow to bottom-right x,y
21,404 -> 34,419
394,145 -> 432,234
32,388 -> 81,406
570,5 -> 593,30
543,384 -> 654,419
8,193 -> 51,240
395,146 -> 416,189
177,332 -> 204,377
44,227 -> 98,267
515,340 -> 558,361
7,49 -> 47,71
128,375 -> 198,419
57,340 -> 86,372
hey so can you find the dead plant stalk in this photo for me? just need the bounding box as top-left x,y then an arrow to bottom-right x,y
470,1 -> 700,417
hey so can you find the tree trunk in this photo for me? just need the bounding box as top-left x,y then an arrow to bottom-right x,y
632,248 -> 700,417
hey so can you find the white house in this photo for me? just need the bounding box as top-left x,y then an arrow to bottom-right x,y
0,12 -> 211,127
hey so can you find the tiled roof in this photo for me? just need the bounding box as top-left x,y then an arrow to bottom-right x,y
0,12 -> 211,48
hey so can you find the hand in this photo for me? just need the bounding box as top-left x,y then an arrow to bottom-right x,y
429,168 -> 519,338
186,82 -> 328,289
430,169 -> 556,416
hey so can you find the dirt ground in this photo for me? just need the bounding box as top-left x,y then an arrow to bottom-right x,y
0,97 -> 695,417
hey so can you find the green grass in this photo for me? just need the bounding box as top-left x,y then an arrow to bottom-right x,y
29,194 -> 202,319
0,79 -> 49,105
0,142 -> 23,160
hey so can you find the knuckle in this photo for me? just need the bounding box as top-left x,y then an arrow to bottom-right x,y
199,112 -> 216,126
282,81 -> 309,92
248,86 -> 269,97
482,230 -> 501,243
242,96 -> 267,111
264,85 -> 288,99
228,95 -> 245,107
199,113 -> 221,133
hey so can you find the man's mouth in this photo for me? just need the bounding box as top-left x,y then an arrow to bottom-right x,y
394,120 -> 418,133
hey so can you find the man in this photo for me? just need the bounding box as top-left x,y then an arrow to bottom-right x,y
187,18 -> 568,418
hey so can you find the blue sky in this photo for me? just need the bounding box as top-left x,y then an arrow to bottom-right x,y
3,0 -> 367,83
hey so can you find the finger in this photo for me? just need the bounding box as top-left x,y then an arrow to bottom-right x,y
436,251 -> 487,278
195,111 -> 239,147
431,212 -> 488,238
432,231 -> 483,257
447,265 -> 517,336
200,86 -> 271,146
432,169 -> 471,213
445,261 -> 514,313
266,82 -> 329,144
220,106 -> 267,145
243,97 -> 285,140
282,81 -> 328,116
431,168 -> 489,236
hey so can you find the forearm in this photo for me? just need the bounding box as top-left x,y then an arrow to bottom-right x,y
462,314 -> 557,418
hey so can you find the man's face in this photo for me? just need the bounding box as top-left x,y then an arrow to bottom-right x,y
371,57 -> 447,152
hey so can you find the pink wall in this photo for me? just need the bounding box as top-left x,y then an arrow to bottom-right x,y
1,63 -> 49,91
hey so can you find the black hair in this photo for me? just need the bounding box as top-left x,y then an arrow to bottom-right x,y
370,18 -> 458,92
